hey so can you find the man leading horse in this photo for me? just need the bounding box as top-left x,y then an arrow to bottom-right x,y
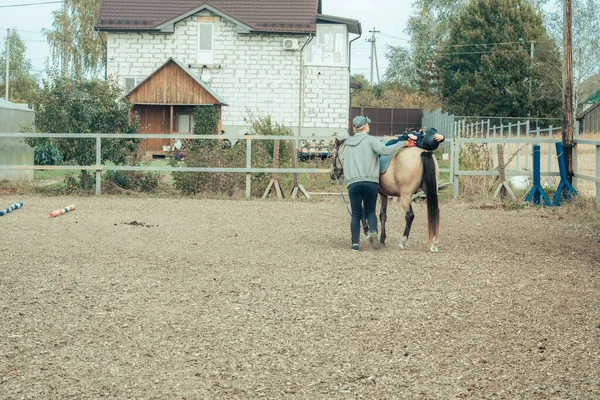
332,115 -> 444,252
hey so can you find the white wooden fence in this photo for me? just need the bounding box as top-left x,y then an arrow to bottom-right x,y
1,128 -> 598,205
0,132 -> 334,197
437,119 -> 600,205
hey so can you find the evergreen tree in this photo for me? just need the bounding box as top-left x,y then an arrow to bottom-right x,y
435,0 -> 562,117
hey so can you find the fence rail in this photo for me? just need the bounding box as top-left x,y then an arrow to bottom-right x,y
2,129 -> 599,205
0,133 -> 336,197
437,118 -> 599,205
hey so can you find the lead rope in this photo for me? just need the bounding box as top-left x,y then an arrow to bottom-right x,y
335,178 -> 352,216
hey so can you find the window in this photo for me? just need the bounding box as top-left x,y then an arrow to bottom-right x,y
124,77 -> 145,92
198,22 -> 214,64
305,24 -> 348,66
177,114 -> 195,133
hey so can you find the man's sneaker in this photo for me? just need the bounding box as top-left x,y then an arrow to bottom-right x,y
368,232 -> 382,249
351,244 -> 360,252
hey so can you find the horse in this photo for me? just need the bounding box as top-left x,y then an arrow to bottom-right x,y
331,139 -> 440,252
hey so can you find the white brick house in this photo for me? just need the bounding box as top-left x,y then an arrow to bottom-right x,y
96,0 -> 361,138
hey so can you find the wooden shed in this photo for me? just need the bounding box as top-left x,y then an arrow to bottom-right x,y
125,58 -> 228,155
578,99 -> 600,134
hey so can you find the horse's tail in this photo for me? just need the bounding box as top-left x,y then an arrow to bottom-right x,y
420,151 -> 440,243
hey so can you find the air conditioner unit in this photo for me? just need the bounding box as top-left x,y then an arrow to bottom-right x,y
282,38 -> 299,50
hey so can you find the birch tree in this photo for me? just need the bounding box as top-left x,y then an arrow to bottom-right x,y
0,30 -> 39,102
43,0 -> 106,78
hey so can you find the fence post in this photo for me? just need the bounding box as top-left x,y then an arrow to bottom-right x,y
525,121 -> 530,171
507,122 -> 512,174
449,122 -> 455,183
246,136 -> 252,199
596,144 -> 600,206
516,121 -> 521,172
453,126 -> 460,199
547,125 -> 553,186
96,136 -> 102,196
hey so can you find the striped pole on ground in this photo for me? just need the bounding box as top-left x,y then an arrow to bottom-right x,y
0,202 -> 23,216
49,205 -> 75,218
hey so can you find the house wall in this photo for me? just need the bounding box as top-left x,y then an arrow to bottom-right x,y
106,13 -> 350,138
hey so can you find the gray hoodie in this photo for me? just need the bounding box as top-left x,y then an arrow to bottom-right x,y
341,133 -> 406,187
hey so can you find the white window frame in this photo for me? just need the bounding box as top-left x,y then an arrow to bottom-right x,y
304,24 -> 348,67
124,77 -> 145,92
177,113 -> 195,133
197,22 -> 214,64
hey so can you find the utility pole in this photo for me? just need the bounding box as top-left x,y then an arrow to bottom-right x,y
563,0 -> 574,183
529,40 -> 534,116
4,29 -> 9,100
366,27 -> 380,85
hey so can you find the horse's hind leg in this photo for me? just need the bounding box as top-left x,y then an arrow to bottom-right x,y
379,193 -> 388,246
361,207 -> 369,236
398,195 -> 414,250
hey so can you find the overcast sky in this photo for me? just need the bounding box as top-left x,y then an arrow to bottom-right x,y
0,0 -> 414,81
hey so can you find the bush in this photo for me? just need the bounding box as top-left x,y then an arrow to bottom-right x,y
171,109 -> 292,197
34,144 -> 63,166
103,151 -> 160,193
458,143 -> 495,197
103,170 -> 159,192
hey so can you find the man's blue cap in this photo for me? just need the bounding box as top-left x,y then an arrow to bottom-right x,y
352,115 -> 371,128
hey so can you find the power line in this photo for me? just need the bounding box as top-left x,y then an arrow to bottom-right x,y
0,28 -> 46,34
0,1 -> 61,8
436,48 -> 555,56
433,40 -> 534,49
0,38 -> 48,43
379,33 -> 410,42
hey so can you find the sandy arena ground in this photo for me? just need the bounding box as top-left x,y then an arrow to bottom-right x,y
0,195 -> 599,399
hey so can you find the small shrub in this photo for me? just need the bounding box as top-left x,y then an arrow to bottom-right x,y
103,150 -> 160,193
34,144 -> 63,166
104,170 -> 159,192
64,174 -> 80,194
171,109 -> 293,197
458,143 -> 495,198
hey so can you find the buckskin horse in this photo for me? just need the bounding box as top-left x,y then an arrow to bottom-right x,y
331,139 -> 440,252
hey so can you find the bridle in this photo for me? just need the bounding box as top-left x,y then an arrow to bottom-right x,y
330,140 -> 345,181
330,140 -> 352,216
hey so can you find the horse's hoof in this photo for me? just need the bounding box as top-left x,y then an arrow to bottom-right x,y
399,237 -> 408,249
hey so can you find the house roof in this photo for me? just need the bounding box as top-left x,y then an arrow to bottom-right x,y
125,58 -> 228,105
96,0 -> 322,33
577,72 -> 600,107
317,14 -> 361,35
577,98 -> 600,120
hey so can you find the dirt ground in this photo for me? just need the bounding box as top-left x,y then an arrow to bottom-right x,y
0,195 -> 599,399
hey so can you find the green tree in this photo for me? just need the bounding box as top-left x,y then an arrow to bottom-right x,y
542,0 -> 600,106
406,0 -> 549,96
382,45 -> 418,90
44,0 -> 106,78
407,0 -> 468,82
350,74 -> 441,109
26,73 -> 139,189
435,0 -> 562,117
0,29 -> 39,102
